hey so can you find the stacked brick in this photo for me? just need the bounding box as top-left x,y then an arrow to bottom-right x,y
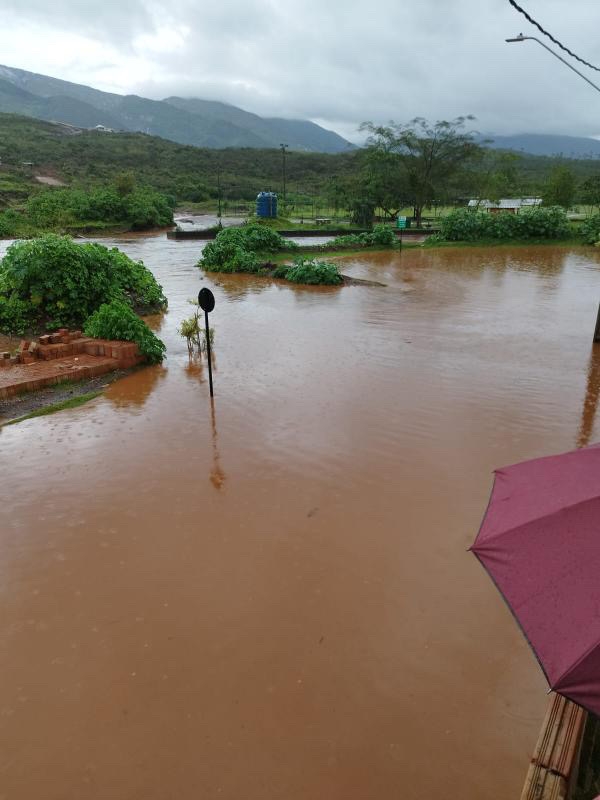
0,329 -> 145,398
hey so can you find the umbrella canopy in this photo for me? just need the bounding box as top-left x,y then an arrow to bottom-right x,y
471,443 -> 600,716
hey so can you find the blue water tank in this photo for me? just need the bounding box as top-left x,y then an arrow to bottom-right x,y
256,191 -> 278,218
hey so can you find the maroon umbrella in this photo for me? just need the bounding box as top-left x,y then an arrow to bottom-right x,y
471,443 -> 600,716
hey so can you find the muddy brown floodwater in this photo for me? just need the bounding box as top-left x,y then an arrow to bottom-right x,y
2,237 -> 600,799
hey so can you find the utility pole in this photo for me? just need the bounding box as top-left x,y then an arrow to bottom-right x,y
217,167 -> 222,227
280,143 -> 288,205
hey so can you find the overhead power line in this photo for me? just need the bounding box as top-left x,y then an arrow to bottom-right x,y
507,0 -> 600,73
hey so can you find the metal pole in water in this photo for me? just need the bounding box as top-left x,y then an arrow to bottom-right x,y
205,308 -> 214,397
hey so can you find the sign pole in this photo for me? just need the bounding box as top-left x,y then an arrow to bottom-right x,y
204,307 -> 214,397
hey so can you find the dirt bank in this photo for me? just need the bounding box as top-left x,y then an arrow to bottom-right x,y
0,367 -> 137,424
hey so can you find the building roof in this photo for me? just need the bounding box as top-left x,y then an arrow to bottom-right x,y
468,198 -> 542,209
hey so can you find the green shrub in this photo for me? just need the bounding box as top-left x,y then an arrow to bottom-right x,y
272,265 -> 291,279
124,190 -> 174,229
0,234 -> 166,331
24,186 -> 173,231
580,215 -> 600,245
370,223 -> 396,246
0,209 -> 21,238
440,209 -> 487,241
325,223 -> 395,250
217,223 -> 296,253
201,240 -> 259,273
282,257 -> 343,285
327,232 -> 370,247
440,206 -> 570,241
0,294 -> 30,336
84,300 -> 166,364
199,223 -> 296,273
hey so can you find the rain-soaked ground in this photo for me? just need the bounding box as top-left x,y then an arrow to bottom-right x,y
2,236 -> 600,799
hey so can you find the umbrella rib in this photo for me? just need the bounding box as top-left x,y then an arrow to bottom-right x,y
470,550 -> 552,688
553,633 -> 600,693
471,493 -> 600,549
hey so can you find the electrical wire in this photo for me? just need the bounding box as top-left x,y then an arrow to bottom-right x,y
507,0 -> 600,73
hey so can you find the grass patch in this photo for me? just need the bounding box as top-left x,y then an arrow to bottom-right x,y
2,390 -> 102,426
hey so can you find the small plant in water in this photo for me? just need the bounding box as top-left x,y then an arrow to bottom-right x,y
179,300 -> 215,358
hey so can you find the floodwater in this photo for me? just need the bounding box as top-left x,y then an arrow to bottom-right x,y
2,237 -> 600,799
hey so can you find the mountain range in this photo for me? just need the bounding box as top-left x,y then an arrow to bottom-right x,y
0,65 -> 353,154
2,65 -> 600,160
481,133 -> 600,160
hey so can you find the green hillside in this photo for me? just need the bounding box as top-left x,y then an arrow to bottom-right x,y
0,113 -> 359,207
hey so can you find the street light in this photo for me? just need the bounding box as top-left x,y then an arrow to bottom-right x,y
506,34 -> 600,95
216,167 -> 222,227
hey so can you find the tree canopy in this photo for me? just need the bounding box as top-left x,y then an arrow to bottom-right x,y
360,116 -> 483,225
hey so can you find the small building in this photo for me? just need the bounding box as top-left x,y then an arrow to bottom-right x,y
93,124 -> 113,133
467,198 -> 542,214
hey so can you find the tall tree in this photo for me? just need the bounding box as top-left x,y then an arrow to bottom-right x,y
543,165 -> 576,209
360,116 -> 482,226
581,175 -> 600,213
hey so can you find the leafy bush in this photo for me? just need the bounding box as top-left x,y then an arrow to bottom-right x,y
24,186 -> 174,231
84,300 -> 166,364
124,190 -> 174,229
0,294 -> 30,336
199,223 -> 296,272
327,232 -> 370,247
279,257 -> 343,285
370,223 -> 396,246
0,209 -> 21,238
218,223 -> 296,253
0,234 -> 167,331
439,206 -> 570,241
580,215 -> 600,245
439,209 -> 489,241
325,223 -> 395,249
201,241 -> 260,273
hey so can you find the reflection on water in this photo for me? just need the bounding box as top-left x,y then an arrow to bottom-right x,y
211,274 -> 271,301
2,237 -> 600,800
183,352 -> 218,385
209,397 -> 226,490
104,364 -> 167,409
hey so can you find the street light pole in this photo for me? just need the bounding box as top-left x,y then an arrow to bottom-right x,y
280,143 -> 288,205
217,167 -> 222,227
506,34 -> 600,95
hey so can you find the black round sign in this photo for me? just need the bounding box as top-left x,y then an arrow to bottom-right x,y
198,287 -> 215,313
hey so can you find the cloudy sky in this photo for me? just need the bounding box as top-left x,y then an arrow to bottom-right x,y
1,0 -> 599,142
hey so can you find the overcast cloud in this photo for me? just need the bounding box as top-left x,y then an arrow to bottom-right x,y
1,0 -> 599,142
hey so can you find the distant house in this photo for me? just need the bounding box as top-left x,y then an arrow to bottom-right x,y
467,198 -> 542,214
93,124 -> 113,133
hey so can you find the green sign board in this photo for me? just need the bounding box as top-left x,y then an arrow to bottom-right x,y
397,216 -> 407,229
